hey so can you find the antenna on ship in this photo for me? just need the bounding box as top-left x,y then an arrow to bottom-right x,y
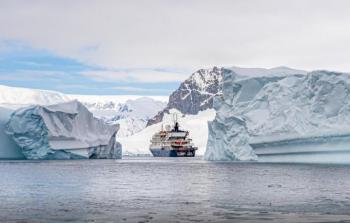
173,113 -> 179,132
173,113 -> 178,125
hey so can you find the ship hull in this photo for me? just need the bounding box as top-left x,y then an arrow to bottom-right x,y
150,148 -> 195,157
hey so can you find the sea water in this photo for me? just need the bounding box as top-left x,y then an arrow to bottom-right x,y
0,157 -> 350,222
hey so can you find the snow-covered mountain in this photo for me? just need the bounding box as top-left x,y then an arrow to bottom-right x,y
0,84 -> 167,137
104,98 -> 167,137
70,94 -> 167,113
147,66 -> 306,126
205,69 -> 350,161
167,66 -> 224,115
146,67 -> 224,126
70,95 -> 168,137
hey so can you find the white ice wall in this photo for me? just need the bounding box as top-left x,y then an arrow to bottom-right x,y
0,107 -> 25,159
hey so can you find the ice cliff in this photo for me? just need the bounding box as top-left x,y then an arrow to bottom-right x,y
205,69 -> 350,161
0,107 -> 25,159
5,100 -> 122,160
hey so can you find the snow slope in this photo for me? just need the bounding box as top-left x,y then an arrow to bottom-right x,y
73,96 -> 168,137
205,69 -> 350,161
6,100 -> 122,159
119,109 -> 216,155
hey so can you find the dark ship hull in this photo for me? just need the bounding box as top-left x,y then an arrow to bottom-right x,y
150,148 -> 196,157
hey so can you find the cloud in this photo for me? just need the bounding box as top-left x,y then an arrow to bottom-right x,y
0,70 -> 71,81
55,84 -> 94,90
82,69 -> 189,83
2,0 -> 350,72
112,86 -> 170,93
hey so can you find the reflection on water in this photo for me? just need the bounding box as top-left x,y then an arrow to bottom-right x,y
1,157 -> 350,222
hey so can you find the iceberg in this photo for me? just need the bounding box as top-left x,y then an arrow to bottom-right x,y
204,69 -> 258,161
0,107 -> 25,159
205,69 -> 350,162
5,100 -> 122,160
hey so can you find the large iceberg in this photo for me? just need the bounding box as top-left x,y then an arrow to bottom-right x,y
205,69 -> 350,162
5,100 -> 122,160
0,107 -> 25,159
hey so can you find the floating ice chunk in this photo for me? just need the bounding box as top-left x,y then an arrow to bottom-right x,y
5,100 -> 122,160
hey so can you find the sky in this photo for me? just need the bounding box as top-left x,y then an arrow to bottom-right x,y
1,0 -> 350,95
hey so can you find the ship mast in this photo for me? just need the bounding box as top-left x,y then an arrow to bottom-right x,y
173,113 -> 179,132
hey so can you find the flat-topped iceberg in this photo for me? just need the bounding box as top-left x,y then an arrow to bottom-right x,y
205,69 -> 350,162
5,100 -> 122,160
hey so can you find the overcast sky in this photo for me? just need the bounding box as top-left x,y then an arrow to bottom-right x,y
1,0 -> 350,95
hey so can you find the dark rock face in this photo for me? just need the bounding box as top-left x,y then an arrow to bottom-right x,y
146,108 -> 169,127
167,66 -> 224,115
146,67 -> 230,126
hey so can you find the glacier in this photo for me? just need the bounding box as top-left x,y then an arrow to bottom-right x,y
5,100 -> 122,160
205,69 -> 350,162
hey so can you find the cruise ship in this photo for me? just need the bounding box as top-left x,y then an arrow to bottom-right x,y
149,116 -> 197,157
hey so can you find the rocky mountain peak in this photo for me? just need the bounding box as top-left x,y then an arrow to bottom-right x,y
146,67 -> 229,126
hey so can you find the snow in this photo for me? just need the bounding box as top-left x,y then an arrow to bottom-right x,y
0,85 -> 70,108
69,94 -> 168,104
0,107 -> 25,159
229,66 -> 307,78
5,100 -> 122,159
0,84 -> 167,108
59,96 -> 167,137
189,67 -> 223,92
119,109 -> 216,155
68,94 -> 167,122
97,97 -> 167,137
114,118 -> 147,137
205,69 -> 350,161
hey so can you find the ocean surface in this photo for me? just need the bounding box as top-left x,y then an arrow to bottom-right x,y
1,157 -> 350,223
